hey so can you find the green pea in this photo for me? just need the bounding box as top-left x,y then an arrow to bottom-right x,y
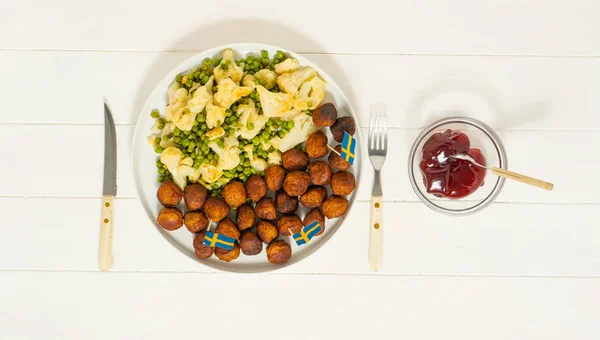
173,128 -> 181,136
181,139 -> 189,147
216,138 -> 224,148
287,121 -> 295,129
190,133 -> 197,140
202,144 -> 209,152
175,74 -> 183,83
253,60 -> 260,68
261,58 -> 269,66
278,130 -> 285,138
212,58 -> 220,66
197,114 -> 206,122
188,141 -> 196,149
242,168 -> 251,176
226,109 -> 233,117
246,122 -> 255,130
193,72 -> 200,80
186,79 -> 193,87
243,160 -> 250,167
212,86 -> 218,93
220,63 -> 229,70
201,123 -> 208,131
266,119 -> 274,127
158,175 -> 165,183
239,174 -> 247,181
228,128 -> 236,136
261,50 -> 268,58
203,58 -> 211,66
150,109 -> 160,118
173,136 -> 181,143
192,125 -> 199,132
156,161 -> 163,168
155,146 -> 164,153
276,50 -> 285,59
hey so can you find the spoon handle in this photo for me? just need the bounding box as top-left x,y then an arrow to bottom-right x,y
491,167 -> 554,191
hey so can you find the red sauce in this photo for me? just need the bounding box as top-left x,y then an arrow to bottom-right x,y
419,129 -> 486,199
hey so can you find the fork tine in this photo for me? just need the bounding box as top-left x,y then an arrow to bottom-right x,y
369,114 -> 375,150
381,114 -> 387,151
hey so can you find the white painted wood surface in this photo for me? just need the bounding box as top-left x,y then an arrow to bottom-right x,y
0,0 -> 599,339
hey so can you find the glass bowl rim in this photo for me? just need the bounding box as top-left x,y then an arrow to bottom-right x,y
407,116 -> 508,216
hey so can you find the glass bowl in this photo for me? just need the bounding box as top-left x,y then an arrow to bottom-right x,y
408,117 -> 507,216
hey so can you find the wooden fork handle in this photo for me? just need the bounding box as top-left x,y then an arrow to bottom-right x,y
368,196 -> 383,271
491,167 -> 553,191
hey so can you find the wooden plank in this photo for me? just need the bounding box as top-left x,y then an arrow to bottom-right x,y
0,197 -> 597,277
0,51 -> 598,129
0,272 -> 598,340
0,0 -> 598,55
0,125 -> 596,203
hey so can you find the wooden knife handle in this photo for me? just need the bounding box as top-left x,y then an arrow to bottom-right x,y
368,196 -> 383,271
98,195 -> 114,271
491,167 -> 554,191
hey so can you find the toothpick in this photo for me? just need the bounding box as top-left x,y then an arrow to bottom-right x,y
327,144 -> 341,156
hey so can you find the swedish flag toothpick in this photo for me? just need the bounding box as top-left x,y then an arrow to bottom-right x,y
340,131 -> 356,165
292,221 -> 323,246
203,231 -> 235,250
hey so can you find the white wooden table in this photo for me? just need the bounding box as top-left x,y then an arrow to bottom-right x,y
1,1 -> 599,338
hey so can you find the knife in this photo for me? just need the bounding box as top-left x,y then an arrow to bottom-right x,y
99,101 -> 117,271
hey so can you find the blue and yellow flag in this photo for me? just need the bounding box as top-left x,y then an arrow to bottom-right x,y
340,131 -> 356,165
203,231 -> 235,250
292,221 -> 323,246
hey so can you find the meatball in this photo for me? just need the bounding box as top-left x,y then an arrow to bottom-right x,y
330,116 -> 356,142
300,186 -> 327,208
278,214 -> 303,236
303,208 -> 325,236
236,204 -> 256,231
157,207 -> 183,231
328,145 -> 351,171
331,171 -> 356,196
239,231 -> 263,256
275,189 -> 299,214
193,230 -> 213,259
322,195 -> 349,218
281,149 -> 309,171
312,102 -> 338,127
157,181 -> 183,207
308,161 -> 333,185
222,181 -> 247,208
256,221 -> 279,244
306,130 -> 328,159
265,165 -> 286,192
255,197 -> 277,220
215,217 -> 240,240
267,240 -> 292,264
183,183 -> 207,211
245,175 -> 267,202
283,171 -> 310,196
184,211 -> 209,233
215,243 -> 240,262
203,196 -> 230,222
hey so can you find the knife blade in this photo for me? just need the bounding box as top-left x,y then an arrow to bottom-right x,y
99,101 -> 117,272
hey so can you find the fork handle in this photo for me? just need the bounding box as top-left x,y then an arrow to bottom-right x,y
491,167 -> 553,191
369,195 -> 383,271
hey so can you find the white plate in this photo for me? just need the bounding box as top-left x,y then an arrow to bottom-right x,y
132,43 -> 362,273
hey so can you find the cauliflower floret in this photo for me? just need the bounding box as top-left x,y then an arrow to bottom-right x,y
274,58 -> 300,74
213,78 -> 253,109
159,122 -> 177,148
199,164 -> 223,183
254,69 -> 277,90
242,74 -> 256,89
256,85 -> 293,118
213,49 -> 244,84
160,147 -> 200,190
165,86 -> 190,122
292,77 -> 327,110
236,99 -> 269,140
268,150 -> 282,165
148,135 -> 159,148
209,136 -> 241,170
187,76 -> 214,114
243,145 -> 268,173
276,67 -> 316,94
206,127 -> 225,140
167,81 -> 181,102
206,99 -> 227,129
270,113 -> 317,152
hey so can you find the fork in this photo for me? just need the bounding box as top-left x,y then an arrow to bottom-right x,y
368,104 -> 387,271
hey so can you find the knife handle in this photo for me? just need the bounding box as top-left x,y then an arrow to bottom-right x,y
98,195 -> 114,271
